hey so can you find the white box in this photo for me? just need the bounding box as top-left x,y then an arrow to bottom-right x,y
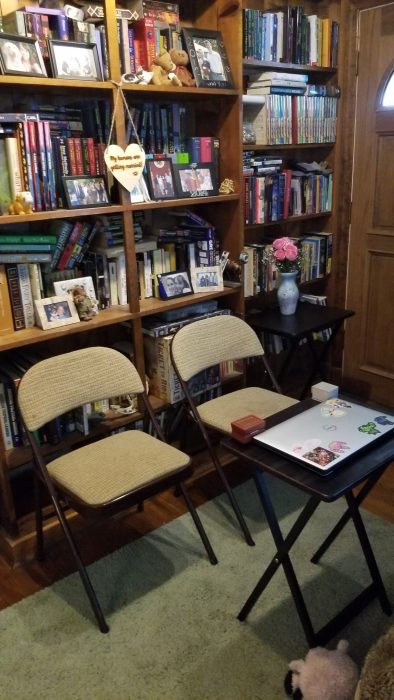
311,381 -> 339,402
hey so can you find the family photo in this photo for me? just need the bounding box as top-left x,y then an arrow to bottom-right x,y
49,41 -> 101,80
63,177 -> 109,208
0,35 -> 46,75
158,272 -> 193,299
176,166 -> 215,196
194,39 -> 226,82
147,159 -> 176,200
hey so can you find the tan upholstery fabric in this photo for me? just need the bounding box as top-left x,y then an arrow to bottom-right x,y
171,315 -> 264,382
197,387 -> 299,433
48,430 -> 190,506
18,347 -> 144,431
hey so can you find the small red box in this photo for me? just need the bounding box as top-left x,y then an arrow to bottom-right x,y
231,415 -> 266,444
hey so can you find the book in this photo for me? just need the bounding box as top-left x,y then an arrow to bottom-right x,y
0,380 -> 13,450
17,263 -> 35,327
5,264 -> 25,330
0,263 -> 14,335
56,220 -> 84,270
48,219 -> 74,271
5,137 -> 23,200
0,139 -> 12,215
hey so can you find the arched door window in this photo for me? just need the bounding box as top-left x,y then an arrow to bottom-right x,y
382,71 -> 394,106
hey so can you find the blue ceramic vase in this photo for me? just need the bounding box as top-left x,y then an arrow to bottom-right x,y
277,271 -> 299,315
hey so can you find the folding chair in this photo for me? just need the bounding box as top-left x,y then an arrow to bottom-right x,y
17,347 -> 217,633
170,314 -> 299,546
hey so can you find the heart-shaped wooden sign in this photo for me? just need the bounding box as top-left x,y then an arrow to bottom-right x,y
104,144 -> 146,192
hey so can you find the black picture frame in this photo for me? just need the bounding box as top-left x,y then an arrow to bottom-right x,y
62,176 -> 110,209
0,34 -> 47,77
48,40 -> 102,80
173,163 -> 218,198
145,158 -> 176,201
157,271 -> 194,300
181,28 -> 233,89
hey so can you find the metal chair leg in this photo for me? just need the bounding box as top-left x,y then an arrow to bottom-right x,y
180,482 -> 218,565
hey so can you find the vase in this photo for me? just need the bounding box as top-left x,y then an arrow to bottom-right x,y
277,271 -> 299,315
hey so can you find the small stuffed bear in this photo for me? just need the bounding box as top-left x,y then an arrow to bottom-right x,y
285,640 -> 359,700
169,48 -> 196,87
71,286 -> 98,321
150,48 -> 182,87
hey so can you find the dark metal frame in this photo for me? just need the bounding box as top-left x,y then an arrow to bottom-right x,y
23,390 -> 217,634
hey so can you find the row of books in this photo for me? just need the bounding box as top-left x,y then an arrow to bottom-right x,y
243,94 -> 338,146
0,106 -> 109,214
243,168 -> 333,225
243,6 -> 339,67
242,234 -> 332,297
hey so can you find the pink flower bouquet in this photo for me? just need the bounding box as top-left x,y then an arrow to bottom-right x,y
268,236 -> 304,273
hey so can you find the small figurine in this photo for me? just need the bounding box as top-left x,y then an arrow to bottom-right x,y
8,192 -> 34,215
219,178 -> 235,194
71,285 -> 98,321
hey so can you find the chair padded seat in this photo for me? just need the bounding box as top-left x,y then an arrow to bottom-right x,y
48,431 -> 190,506
198,387 -> 299,434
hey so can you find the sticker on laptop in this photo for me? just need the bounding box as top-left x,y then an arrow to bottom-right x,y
302,446 -> 338,466
358,422 -> 380,435
320,398 -> 352,418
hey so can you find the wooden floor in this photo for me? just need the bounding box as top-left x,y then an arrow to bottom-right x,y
0,452 -> 392,612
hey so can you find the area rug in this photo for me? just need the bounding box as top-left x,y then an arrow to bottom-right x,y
1,478 -> 393,700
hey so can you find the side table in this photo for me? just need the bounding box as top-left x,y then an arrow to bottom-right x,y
248,304 -> 355,399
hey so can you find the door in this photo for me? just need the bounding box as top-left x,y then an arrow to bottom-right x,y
343,3 -> 394,407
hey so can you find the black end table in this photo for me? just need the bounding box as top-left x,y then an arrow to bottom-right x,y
248,304 -> 355,398
222,400 -> 393,647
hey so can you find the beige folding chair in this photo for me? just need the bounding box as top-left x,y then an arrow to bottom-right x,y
17,347 -> 217,633
170,314 -> 299,546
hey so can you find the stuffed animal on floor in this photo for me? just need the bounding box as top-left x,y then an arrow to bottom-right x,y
355,625 -> 394,700
284,640 -> 359,700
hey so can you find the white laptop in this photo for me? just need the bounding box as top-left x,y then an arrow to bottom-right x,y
253,398 -> 394,475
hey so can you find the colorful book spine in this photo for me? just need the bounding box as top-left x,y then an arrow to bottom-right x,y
67,222 -> 93,269
0,263 -> 14,336
36,121 -> 50,211
17,263 -> 35,328
27,121 -> 43,211
57,221 -> 84,270
5,264 -> 25,330
43,121 -> 57,210
0,380 -> 14,450
49,220 -> 74,271
5,137 -> 23,200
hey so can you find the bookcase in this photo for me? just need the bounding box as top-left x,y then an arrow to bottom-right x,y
241,0 -> 343,310
0,0 -> 358,565
0,0 -> 246,564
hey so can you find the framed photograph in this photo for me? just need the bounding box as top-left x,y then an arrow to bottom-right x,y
48,40 -> 102,80
146,158 -> 176,201
157,271 -> 194,300
191,266 -> 224,293
181,28 -> 233,89
53,276 -> 99,316
173,163 -> 218,198
0,34 -> 47,77
34,295 -> 80,330
62,176 -> 110,208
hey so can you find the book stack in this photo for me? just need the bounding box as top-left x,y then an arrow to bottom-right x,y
128,1 -> 181,70
247,71 -> 308,97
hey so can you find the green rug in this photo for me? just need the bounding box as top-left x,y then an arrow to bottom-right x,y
1,478 -> 393,700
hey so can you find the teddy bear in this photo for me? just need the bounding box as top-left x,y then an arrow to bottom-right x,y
285,639 -> 359,700
150,48 -> 182,87
169,48 -> 196,87
71,285 -> 98,321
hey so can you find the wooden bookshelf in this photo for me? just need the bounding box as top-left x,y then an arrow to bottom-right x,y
0,0 -> 245,563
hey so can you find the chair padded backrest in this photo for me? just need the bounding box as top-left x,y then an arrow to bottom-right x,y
171,315 -> 264,382
18,346 -> 144,431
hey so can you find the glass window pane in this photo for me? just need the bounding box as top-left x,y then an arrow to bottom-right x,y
382,72 -> 394,106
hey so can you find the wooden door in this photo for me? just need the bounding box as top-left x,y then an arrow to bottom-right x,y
343,3 -> 394,407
